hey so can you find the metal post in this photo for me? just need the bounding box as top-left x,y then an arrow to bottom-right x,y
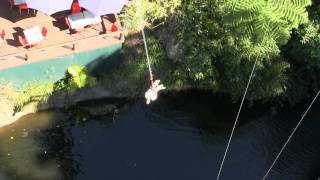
119,32 -> 122,40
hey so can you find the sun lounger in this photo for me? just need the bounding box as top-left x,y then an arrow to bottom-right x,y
23,26 -> 45,46
67,10 -> 102,30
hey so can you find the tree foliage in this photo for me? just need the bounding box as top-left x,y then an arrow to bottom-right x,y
224,0 -> 311,46
118,0 -> 319,103
282,21 -> 320,103
120,0 -> 182,31
169,0 -> 303,100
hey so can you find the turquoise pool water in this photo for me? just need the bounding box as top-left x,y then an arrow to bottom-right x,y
0,44 -> 121,89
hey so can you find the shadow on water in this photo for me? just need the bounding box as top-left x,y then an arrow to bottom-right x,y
87,46 -> 124,76
87,49 -> 124,77
0,90 -> 320,180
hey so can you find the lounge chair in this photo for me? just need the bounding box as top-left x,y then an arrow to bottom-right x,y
0,30 -> 5,46
71,0 -> 81,14
19,3 -> 29,14
18,35 -> 28,47
111,23 -> 118,32
8,0 -> 14,9
41,27 -> 47,39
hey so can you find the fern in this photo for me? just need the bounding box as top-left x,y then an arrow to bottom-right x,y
224,0 -> 312,45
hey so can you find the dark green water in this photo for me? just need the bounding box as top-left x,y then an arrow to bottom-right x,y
0,91 -> 319,180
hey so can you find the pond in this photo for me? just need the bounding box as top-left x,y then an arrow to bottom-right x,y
0,91 -> 319,180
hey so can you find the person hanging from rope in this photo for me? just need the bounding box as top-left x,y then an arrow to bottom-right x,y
144,75 -> 166,104
140,25 -> 166,104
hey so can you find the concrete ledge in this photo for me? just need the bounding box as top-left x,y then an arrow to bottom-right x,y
0,86 -> 126,128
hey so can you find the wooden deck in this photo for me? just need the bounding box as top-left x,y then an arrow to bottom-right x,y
0,0 -> 125,70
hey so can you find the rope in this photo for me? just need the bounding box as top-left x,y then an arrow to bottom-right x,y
141,28 -> 153,84
136,0 -> 153,84
262,89 -> 320,180
216,57 -> 258,180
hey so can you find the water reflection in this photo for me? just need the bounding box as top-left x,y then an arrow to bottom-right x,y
0,91 -> 319,180
38,117 -> 80,180
0,112 -> 63,180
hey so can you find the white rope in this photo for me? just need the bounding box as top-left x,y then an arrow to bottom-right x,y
137,0 -> 165,105
141,28 -> 153,82
216,57 -> 258,180
137,0 -> 153,82
262,89 -> 320,180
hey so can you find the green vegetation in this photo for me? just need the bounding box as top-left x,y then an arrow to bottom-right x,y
2,1 -> 319,110
224,0 -> 311,46
0,66 -> 96,113
101,35 -> 172,97
120,0 -> 182,31
117,0 -> 320,104
0,82 -> 54,113
54,65 -> 96,91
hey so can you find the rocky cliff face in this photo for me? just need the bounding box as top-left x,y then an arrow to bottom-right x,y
156,22 -> 186,61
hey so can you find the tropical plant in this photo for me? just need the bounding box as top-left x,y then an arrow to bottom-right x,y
54,66 -> 96,91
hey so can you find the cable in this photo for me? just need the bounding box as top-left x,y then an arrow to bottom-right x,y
262,89 -> 320,180
216,57 -> 259,180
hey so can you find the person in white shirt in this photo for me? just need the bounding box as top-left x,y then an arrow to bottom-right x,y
145,79 -> 166,104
